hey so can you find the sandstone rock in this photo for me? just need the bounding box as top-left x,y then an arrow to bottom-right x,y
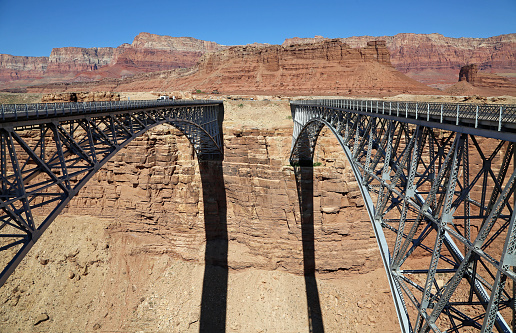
131,32 -> 224,52
49,124 -> 378,275
447,64 -> 516,94
1,32 -> 225,88
41,91 -> 120,103
459,64 -> 478,83
286,33 -> 516,89
151,38 -> 436,96
46,47 -> 116,75
0,54 -> 47,81
459,64 -> 516,90
4,32 -> 516,95
33,313 -> 49,326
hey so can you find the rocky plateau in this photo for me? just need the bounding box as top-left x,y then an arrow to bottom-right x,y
2,32 -> 515,96
328,33 -> 516,89
23,39 -> 439,96
0,32 -> 225,88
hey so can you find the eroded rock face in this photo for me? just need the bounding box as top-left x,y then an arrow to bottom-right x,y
0,33 -> 225,86
458,63 -> 516,91
157,39 -> 435,95
337,33 -> 516,72
459,64 -> 478,83
0,54 -> 48,81
288,33 -> 516,87
55,124 -> 378,275
41,91 -> 120,103
46,47 -> 116,75
5,32 -> 515,95
131,32 -> 223,52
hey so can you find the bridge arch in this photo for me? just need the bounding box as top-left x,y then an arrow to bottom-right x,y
290,99 -> 516,333
0,100 -> 225,288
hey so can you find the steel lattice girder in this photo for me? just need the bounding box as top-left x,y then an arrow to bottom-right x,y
0,102 -> 224,287
290,100 -> 516,333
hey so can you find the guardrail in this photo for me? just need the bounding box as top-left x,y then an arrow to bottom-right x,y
0,99 -> 223,122
292,99 -> 516,132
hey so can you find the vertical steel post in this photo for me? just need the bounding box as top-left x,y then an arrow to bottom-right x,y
475,105 -> 479,128
499,106 -> 503,131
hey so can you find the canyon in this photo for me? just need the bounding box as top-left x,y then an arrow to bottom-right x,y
2,93 -> 516,332
0,99 -> 400,332
1,30 -> 516,332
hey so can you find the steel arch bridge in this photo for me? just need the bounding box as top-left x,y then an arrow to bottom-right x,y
0,99 -> 224,287
290,99 -> 516,333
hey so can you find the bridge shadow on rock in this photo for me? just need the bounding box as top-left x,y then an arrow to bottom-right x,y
198,160 -> 228,332
294,163 -> 325,333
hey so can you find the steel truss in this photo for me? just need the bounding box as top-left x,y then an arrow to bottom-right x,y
290,99 -> 516,333
0,100 -> 224,287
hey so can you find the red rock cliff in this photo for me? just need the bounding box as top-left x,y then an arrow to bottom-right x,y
0,32 -> 225,87
459,63 -> 516,90
159,39 -> 436,95
285,33 -> 516,87
131,32 -> 223,52
341,33 -> 516,86
0,54 -> 48,81
46,47 -> 117,75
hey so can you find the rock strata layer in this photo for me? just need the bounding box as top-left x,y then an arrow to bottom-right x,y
3,32 -> 515,95
41,91 -> 120,103
459,64 -> 516,90
26,39 -> 437,96
286,33 -> 516,88
52,124 -> 379,275
0,32 -> 225,88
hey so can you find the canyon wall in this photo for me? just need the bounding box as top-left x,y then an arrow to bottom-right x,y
45,47 -> 116,75
57,123 -> 379,274
131,32 -> 222,52
3,32 -> 515,94
338,33 -> 516,71
30,39 -> 437,96
285,33 -> 516,87
0,54 -> 48,81
176,38 -> 437,95
0,100 -> 404,332
459,63 -> 516,89
0,33 -> 225,87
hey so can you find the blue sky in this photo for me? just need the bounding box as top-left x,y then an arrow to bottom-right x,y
1,0 -> 515,57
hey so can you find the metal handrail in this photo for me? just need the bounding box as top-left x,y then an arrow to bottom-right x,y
292,99 -> 516,132
0,99 -> 223,122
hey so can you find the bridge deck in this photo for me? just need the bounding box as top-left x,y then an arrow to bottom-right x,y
292,99 -> 516,142
0,99 -> 223,126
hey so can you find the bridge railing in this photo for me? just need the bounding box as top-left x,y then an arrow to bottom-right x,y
0,99 -> 223,122
292,99 -> 516,132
